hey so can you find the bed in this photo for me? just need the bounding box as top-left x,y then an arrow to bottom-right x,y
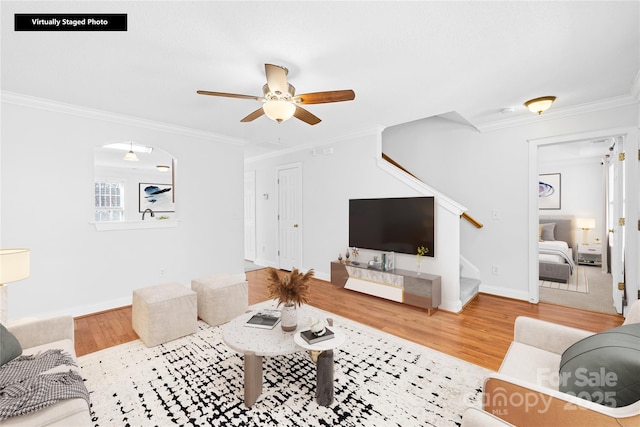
539,217 -> 576,283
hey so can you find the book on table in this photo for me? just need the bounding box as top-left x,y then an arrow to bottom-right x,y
245,309 -> 281,329
300,327 -> 335,344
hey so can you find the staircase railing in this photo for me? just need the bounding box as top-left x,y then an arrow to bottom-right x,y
381,153 -> 484,229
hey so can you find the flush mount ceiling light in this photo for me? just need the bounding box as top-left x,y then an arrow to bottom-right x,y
123,142 -> 139,161
524,96 -> 556,115
156,165 -> 170,172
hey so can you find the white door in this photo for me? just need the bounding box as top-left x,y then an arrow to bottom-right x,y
610,137 -> 625,313
244,171 -> 256,261
277,164 -> 302,271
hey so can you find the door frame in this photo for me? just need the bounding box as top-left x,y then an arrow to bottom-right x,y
527,126 -> 638,314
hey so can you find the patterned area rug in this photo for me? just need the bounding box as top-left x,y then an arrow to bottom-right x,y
539,266 -> 589,293
79,303 -> 489,426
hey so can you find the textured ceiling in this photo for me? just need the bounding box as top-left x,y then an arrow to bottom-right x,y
2,1 -> 639,158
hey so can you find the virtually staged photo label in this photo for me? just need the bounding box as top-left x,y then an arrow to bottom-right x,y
15,14 -> 127,31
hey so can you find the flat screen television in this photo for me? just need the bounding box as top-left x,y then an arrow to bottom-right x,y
349,196 -> 435,256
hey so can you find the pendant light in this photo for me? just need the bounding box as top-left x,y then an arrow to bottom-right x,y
123,142 -> 139,161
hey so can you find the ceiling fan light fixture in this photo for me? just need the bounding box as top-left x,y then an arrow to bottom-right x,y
262,100 -> 296,123
524,96 -> 556,115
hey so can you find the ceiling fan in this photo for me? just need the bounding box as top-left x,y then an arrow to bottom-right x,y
197,64 -> 355,125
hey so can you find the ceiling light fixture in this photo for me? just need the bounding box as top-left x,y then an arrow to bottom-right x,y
156,165 -> 170,172
262,100 -> 296,123
123,142 -> 139,161
524,96 -> 556,115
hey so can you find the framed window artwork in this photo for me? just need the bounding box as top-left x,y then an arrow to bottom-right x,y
139,183 -> 175,213
539,173 -> 561,210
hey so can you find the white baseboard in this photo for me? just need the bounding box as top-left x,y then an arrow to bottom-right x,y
478,284 -> 530,302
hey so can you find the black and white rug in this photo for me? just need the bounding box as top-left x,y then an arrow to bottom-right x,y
79,304 -> 489,426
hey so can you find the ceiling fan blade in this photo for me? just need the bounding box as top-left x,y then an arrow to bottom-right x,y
295,89 -> 355,104
293,106 -> 321,125
265,64 -> 289,94
240,107 -> 265,122
197,90 -> 261,101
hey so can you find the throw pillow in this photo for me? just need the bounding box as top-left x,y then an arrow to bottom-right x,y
540,223 -> 556,241
0,323 -> 23,366
559,323 -> 640,407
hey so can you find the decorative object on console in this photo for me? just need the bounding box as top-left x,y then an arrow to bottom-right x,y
350,247 -> 359,265
266,267 -> 314,332
576,217 -> 595,245
344,249 -> 350,264
0,248 -> 30,324
416,246 -> 429,275
337,253 -> 342,263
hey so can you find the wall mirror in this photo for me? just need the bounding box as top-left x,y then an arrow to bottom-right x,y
94,142 -> 176,224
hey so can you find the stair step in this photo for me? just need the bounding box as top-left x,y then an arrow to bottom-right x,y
460,277 -> 480,306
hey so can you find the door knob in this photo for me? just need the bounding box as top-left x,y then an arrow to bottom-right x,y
608,228 -> 615,233
293,224 -> 299,228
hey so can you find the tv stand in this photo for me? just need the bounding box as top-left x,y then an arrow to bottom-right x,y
330,262 -> 441,315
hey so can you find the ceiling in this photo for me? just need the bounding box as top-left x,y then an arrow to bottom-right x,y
2,1 -> 639,158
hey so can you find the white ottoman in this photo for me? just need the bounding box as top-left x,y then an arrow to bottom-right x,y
132,282 -> 197,347
191,274 -> 248,326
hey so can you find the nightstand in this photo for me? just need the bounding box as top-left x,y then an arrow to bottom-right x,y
577,244 -> 602,266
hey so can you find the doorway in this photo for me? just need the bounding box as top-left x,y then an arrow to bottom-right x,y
529,128 -> 636,315
276,163 -> 302,271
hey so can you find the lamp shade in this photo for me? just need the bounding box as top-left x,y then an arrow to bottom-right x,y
0,248 -> 30,284
576,218 -> 595,230
263,100 -> 296,123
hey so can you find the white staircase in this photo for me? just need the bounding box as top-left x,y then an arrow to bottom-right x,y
460,276 -> 481,307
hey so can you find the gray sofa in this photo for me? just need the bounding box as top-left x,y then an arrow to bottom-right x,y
3,315 -> 91,426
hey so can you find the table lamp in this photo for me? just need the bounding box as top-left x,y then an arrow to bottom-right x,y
0,248 -> 30,324
576,218 -> 595,245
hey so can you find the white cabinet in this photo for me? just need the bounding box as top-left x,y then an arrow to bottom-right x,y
577,244 -> 602,266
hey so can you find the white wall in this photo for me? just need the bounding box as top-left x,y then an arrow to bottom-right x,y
382,104 -> 638,301
538,157 -> 604,243
1,100 -> 245,320
246,131 -> 464,312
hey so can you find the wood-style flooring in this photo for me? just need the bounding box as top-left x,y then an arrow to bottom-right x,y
74,268 -> 624,371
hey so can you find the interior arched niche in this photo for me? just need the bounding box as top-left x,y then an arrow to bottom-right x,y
93,143 -> 176,227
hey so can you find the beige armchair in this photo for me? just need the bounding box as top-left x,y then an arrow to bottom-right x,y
468,300 -> 640,426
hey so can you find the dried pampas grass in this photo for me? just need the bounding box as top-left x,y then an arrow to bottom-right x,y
266,267 -> 314,307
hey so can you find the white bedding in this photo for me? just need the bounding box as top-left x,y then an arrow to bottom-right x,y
539,240 -> 575,272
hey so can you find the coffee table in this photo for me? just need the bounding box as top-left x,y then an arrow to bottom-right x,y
222,305 -> 345,407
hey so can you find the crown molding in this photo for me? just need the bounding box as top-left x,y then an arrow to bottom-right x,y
631,69 -> 640,101
475,94 -> 638,133
244,125 -> 385,163
0,91 -> 246,146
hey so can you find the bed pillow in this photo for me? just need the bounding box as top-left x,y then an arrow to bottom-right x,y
540,222 -> 556,241
559,323 -> 640,407
0,323 -> 22,366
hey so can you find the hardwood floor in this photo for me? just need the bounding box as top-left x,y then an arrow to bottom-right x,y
74,268 -> 624,371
